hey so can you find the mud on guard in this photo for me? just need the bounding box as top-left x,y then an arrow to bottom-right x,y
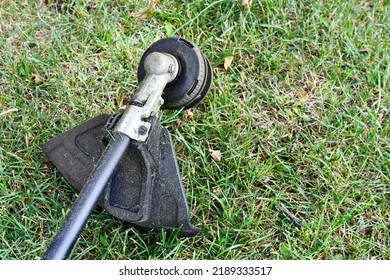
42,37 -> 212,259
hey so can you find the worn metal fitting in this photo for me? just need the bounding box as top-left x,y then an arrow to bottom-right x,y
113,52 -> 179,142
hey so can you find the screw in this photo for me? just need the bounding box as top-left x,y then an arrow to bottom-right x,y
138,125 -> 148,136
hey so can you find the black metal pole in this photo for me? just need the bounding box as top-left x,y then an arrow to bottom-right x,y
43,133 -> 132,260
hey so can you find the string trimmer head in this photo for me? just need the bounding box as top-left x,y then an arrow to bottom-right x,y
42,37 -> 212,259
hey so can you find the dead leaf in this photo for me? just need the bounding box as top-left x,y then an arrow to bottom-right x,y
378,112 -> 383,122
242,0 -> 253,7
130,0 -> 161,19
296,88 -> 311,102
176,119 -> 184,129
292,107 -> 301,116
185,109 -> 194,120
176,143 -> 184,153
190,126 -> 196,133
127,51 -> 133,61
210,149 -> 222,161
224,56 -> 234,70
31,74 -> 44,84
129,10 -> 148,19
148,0 -> 160,13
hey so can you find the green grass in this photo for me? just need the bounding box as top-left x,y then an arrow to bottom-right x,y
0,0 -> 389,260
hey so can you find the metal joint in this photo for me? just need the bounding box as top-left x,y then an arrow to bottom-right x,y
114,52 -> 179,142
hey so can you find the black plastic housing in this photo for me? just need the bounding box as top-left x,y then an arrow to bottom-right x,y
42,114 -> 199,237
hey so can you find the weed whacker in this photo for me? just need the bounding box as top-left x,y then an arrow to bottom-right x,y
42,37 -> 212,260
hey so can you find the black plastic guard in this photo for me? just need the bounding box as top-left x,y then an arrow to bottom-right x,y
42,114 -> 199,237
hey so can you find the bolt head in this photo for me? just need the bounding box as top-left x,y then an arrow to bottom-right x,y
138,125 -> 148,136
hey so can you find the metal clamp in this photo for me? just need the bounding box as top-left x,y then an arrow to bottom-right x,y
114,52 -> 179,142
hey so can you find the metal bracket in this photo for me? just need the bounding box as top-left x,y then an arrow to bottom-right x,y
114,52 -> 179,141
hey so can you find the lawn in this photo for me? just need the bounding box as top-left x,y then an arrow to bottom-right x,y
0,0 -> 389,260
